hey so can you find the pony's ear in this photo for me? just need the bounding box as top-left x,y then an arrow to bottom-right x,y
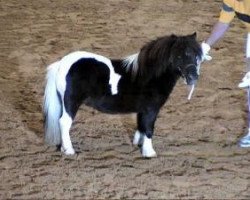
190,32 -> 197,39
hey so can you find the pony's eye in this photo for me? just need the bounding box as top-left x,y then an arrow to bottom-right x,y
185,51 -> 191,56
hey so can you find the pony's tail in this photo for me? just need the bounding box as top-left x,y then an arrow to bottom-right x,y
43,61 -> 62,146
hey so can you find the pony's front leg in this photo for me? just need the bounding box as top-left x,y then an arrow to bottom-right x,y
136,110 -> 159,158
59,111 -> 75,155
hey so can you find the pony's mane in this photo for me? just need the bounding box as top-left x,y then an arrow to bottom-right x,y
122,34 -> 202,80
122,35 -> 178,78
122,53 -> 139,75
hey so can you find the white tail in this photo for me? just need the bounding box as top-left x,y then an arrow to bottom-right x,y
43,61 -> 62,146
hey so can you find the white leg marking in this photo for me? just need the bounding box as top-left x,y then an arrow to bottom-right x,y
133,130 -> 143,146
142,136 -> 157,158
59,111 -> 75,155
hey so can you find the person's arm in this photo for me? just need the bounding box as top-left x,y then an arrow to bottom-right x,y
201,0 -> 234,60
201,21 -> 230,61
205,21 -> 230,47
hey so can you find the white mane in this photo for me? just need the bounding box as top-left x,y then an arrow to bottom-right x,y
122,53 -> 139,75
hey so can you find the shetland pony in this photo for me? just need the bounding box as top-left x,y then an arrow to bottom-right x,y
44,33 -> 203,158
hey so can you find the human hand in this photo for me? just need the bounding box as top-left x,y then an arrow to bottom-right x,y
201,42 -> 212,61
238,71 -> 250,88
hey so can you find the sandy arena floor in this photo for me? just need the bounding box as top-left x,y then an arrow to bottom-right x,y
0,0 -> 250,199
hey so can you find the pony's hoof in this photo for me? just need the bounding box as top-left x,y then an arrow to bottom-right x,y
142,148 -> 157,158
61,146 -> 75,155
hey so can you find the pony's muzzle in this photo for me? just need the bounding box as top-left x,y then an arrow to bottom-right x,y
186,76 -> 197,85
185,64 -> 198,85
184,64 -> 199,100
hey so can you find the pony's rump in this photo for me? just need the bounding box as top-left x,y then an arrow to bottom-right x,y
43,51 -> 121,145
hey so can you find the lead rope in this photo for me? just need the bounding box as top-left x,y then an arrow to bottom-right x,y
247,33 -> 250,132
187,84 -> 195,100
247,88 -> 250,131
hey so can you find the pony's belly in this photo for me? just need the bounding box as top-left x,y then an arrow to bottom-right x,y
84,95 -> 137,114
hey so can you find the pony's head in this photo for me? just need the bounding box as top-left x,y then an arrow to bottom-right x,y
123,33 -> 203,91
169,33 -> 203,86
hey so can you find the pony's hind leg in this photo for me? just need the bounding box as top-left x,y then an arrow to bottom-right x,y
59,89 -> 84,155
59,110 -> 75,155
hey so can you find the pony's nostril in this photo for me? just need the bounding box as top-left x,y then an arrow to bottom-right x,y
186,76 -> 197,85
189,73 -> 198,80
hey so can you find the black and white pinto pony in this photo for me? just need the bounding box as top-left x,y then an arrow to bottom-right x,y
44,33 -> 203,158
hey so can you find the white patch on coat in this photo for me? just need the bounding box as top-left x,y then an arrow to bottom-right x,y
56,51 -> 121,97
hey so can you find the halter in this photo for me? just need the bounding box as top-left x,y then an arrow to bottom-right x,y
178,63 -> 199,101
